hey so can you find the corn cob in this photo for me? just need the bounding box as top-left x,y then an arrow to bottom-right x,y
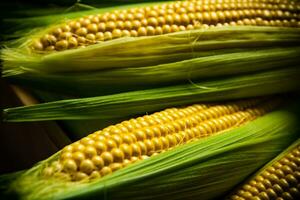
41,97 -> 276,181
29,0 -> 300,52
228,139 -> 300,200
2,0 -> 300,74
1,97 -> 299,200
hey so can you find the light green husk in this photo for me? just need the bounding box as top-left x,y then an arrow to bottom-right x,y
2,26 -> 300,97
4,67 -> 300,122
1,104 -> 299,200
4,47 -> 300,97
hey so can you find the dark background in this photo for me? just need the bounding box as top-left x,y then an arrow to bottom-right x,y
0,0 -> 83,174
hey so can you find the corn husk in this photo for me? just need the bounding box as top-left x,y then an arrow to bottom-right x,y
4,47 -> 300,97
2,25 -> 300,97
1,102 -> 299,200
3,26 -> 300,74
4,67 -> 300,122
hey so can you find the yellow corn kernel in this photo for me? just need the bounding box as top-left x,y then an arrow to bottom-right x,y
31,0 -> 300,51
228,142 -> 300,200
43,98 -> 280,182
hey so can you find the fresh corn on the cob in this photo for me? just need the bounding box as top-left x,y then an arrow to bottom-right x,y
2,0 -> 300,74
2,0 -> 300,104
2,0 -> 300,103
1,97 -> 299,200
28,0 -> 300,52
227,139 -> 300,200
3,0 -> 300,41
1,1 -> 300,199
42,97 -> 276,181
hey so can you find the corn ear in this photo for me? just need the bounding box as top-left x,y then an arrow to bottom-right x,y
3,0 -> 299,37
1,1 -> 167,42
2,0 -> 300,99
3,26 -> 300,75
18,0 -> 300,53
4,67 -> 300,122
2,0 -> 300,73
1,98 -> 299,200
227,138 -> 300,200
42,98 -> 279,182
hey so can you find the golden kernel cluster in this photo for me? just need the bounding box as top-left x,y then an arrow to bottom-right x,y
42,98 -> 279,182
31,0 -> 300,52
230,145 -> 300,200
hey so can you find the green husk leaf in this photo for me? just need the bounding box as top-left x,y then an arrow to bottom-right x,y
4,67 -> 300,122
4,47 -> 300,97
2,103 -> 299,200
